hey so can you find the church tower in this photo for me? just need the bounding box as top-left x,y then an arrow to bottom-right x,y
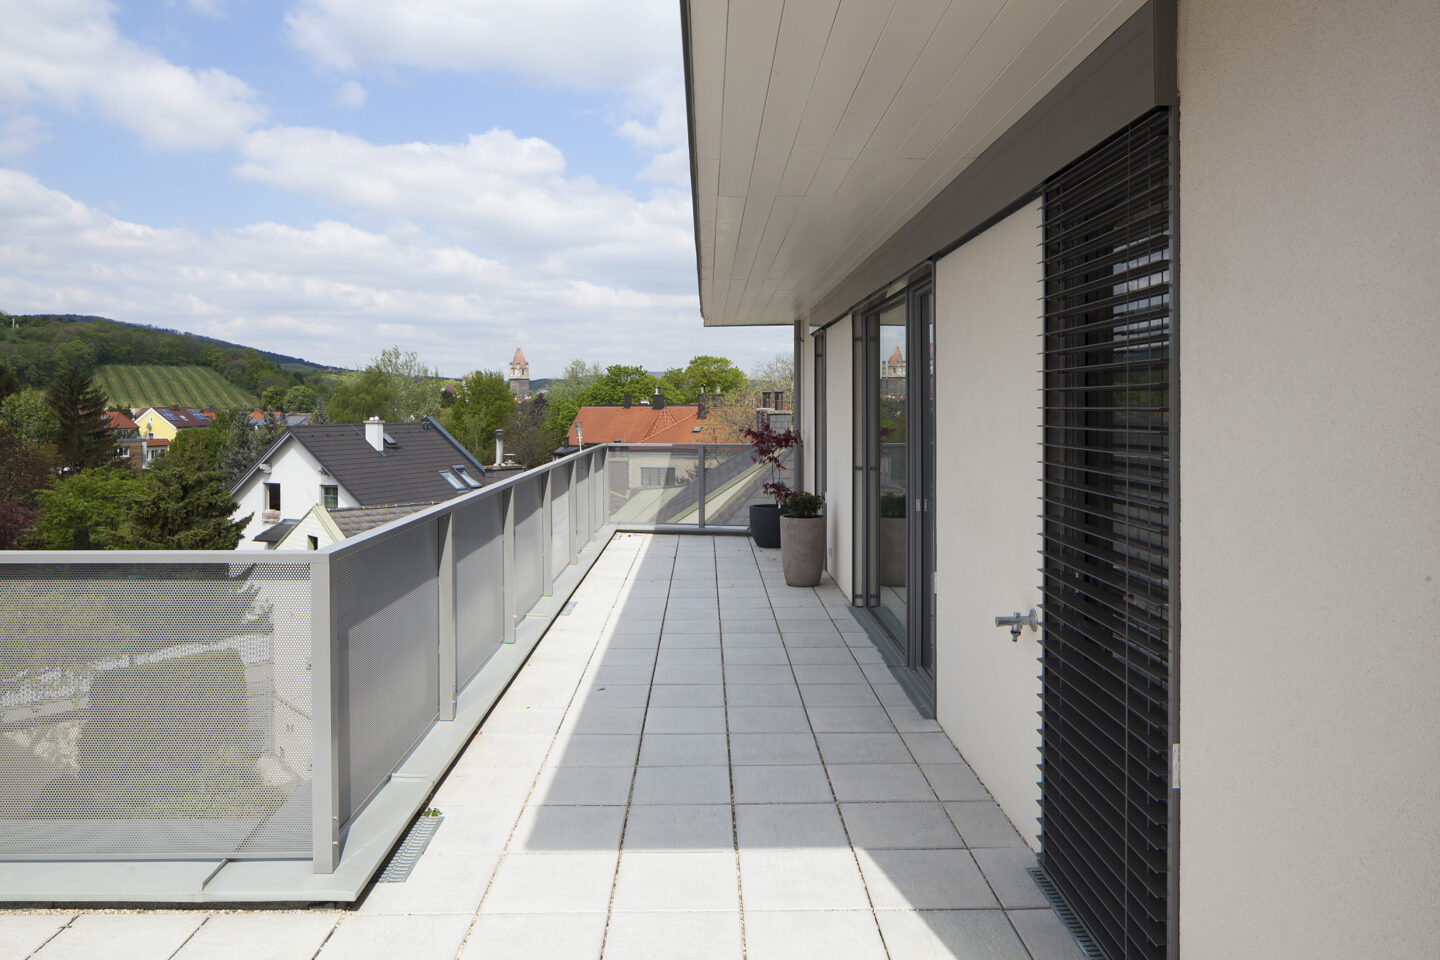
508,347 -> 531,398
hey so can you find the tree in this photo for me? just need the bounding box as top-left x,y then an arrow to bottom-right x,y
542,359 -> 603,453
260,385 -> 286,412
662,355 -> 747,402
31,466 -> 144,549
45,365 -> 113,472
284,384 -> 316,414
504,395 -> 553,468
442,369 -> 514,464
0,427 -> 57,548
748,353 -> 794,399
326,366 -> 398,423
0,387 -> 58,445
583,364 -> 680,407
372,346 -> 443,422
168,417 -> 232,475
0,361 -> 19,401
122,455 -> 249,550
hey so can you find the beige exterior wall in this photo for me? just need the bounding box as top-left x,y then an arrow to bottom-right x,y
933,201 -> 1045,851
274,508 -> 341,551
1178,0 -> 1440,954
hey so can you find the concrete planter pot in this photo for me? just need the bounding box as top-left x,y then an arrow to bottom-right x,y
780,515 -> 826,587
879,516 -> 907,587
750,503 -> 782,548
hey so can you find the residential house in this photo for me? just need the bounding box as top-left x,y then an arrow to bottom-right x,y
105,410 -> 145,470
230,416 -> 487,548
269,501 -> 442,551
132,405 -> 211,442
681,1 -> 1437,958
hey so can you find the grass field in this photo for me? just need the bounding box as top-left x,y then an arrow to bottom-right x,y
95,364 -> 257,411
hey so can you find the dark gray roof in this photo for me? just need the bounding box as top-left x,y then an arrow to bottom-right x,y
283,418 -> 485,507
255,519 -> 299,543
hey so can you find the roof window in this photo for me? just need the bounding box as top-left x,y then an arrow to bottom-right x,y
453,466 -> 482,488
439,470 -> 466,490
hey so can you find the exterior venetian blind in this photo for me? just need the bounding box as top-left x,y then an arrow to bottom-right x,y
1040,108 -> 1173,960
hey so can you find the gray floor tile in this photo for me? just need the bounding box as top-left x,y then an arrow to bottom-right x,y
723,663 -> 795,684
601,911 -> 742,960
460,913 -> 606,960
798,684 -> 880,707
318,915 -> 471,960
575,684 -> 651,707
638,733 -> 729,766
612,850 -> 740,911
737,849 -> 870,910
725,706 -> 811,733
631,765 -> 732,804
1007,908 -> 1090,960
826,763 -> 936,802
973,847 -> 1050,909
731,764 -> 834,804
816,732 -> 912,764
562,707 -> 648,735
643,706 -> 727,734
874,910 -> 1030,960
743,910 -> 887,960
840,801 -> 964,850
172,914 -> 339,960
857,849 -> 998,910
0,915 -> 74,960
648,683 -> 724,707
805,706 -> 895,733
785,647 -> 860,665
791,664 -> 867,685
660,633 -> 723,648
719,632 -> 782,647
33,914 -> 207,960
622,803 -> 734,851
547,734 -> 641,768
719,646 -> 791,665
735,803 -> 847,847
652,664 -> 723,685
531,765 -> 634,805
596,647 -> 659,666
359,851 -> 499,914
943,801 -> 1029,848
655,647 -> 722,666
724,684 -> 801,707
424,804 -> 520,854
511,804 -> 627,853
919,762 -> 989,801
728,733 -> 821,765
481,851 -> 619,913
901,731 -> 964,764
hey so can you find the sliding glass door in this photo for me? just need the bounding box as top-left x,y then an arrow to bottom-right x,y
853,270 -> 935,693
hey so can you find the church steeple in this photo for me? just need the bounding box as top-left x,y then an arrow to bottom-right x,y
509,347 -> 531,398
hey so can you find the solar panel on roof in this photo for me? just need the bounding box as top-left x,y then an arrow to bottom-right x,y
159,410 -> 180,421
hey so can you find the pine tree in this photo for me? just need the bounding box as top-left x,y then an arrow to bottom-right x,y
45,365 -> 112,472
123,455 -> 250,550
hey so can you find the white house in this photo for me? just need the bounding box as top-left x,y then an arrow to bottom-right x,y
230,416 -> 486,548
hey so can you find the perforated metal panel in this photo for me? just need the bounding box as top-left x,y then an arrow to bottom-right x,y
575,460 -> 591,548
0,561 -> 312,859
454,496 -> 505,687
513,476 -> 544,617
332,524 -> 439,826
549,467 -> 571,586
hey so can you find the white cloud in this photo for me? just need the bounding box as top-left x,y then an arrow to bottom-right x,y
0,0 -> 265,149
0,115 -> 54,157
284,0 -> 677,89
234,125 -> 695,291
335,79 -> 367,109
0,168 -> 789,375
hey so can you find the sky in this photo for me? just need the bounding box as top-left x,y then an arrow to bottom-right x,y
0,0 -> 790,379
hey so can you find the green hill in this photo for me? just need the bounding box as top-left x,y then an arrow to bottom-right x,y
95,364 -> 257,411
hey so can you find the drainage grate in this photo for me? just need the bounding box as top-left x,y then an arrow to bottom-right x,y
1028,866 -> 1107,960
375,811 -> 444,883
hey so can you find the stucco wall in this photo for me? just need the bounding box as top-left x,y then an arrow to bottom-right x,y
1177,0 -> 1440,954
234,441 -> 359,545
933,201 -> 1045,851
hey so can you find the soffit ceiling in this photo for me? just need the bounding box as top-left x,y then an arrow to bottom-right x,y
687,0 -> 1148,327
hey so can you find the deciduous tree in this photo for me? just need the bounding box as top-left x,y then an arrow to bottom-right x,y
442,369 -> 514,464
31,466 -> 143,549
0,427 -> 57,548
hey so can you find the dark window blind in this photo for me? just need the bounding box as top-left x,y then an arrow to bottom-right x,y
1040,108 -> 1172,960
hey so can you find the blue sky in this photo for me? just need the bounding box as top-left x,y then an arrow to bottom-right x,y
0,0 -> 789,378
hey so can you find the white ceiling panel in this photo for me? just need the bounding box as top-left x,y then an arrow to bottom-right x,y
687,0 -> 1149,326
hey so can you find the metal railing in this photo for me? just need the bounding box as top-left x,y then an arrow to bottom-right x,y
0,443 -> 778,885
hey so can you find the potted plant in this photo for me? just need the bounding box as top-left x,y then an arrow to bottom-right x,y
879,491 -> 906,587
741,422 -> 800,548
779,491 -> 825,586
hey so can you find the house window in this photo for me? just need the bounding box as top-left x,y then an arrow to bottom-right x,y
439,470 -> 466,490
265,482 -> 281,511
307,535 -> 319,551
640,467 -> 677,487
321,485 -> 338,509
452,466 -> 482,488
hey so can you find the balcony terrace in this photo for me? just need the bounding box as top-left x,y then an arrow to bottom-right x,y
1,448 -> 1083,958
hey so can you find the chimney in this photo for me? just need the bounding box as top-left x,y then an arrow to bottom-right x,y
697,386 -> 709,419
762,391 -> 772,409
623,393 -> 632,409
365,416 -> 385,452
495,428 -> 505,466
652,386 -> 665,411
774,390 -> 785,411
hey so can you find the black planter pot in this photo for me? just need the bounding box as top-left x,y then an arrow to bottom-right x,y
749,503 -> 782,548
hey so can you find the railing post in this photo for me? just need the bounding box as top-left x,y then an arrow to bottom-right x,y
310,552 -> 340,873
540,469 -> 553,595
503,487 -> 517,644
697,445 -> 707,529
568,461 -> 579,564
437,513 -> 457,721
600,447 -> 610,526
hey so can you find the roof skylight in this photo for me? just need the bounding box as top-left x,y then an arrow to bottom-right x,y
438,470 -> 466,490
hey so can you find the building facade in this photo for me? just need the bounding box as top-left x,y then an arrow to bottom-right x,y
682,2 -> 1440,958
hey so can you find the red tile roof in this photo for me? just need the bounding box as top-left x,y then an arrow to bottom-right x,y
566,405 -> 747,446
105,410 -> 137,431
